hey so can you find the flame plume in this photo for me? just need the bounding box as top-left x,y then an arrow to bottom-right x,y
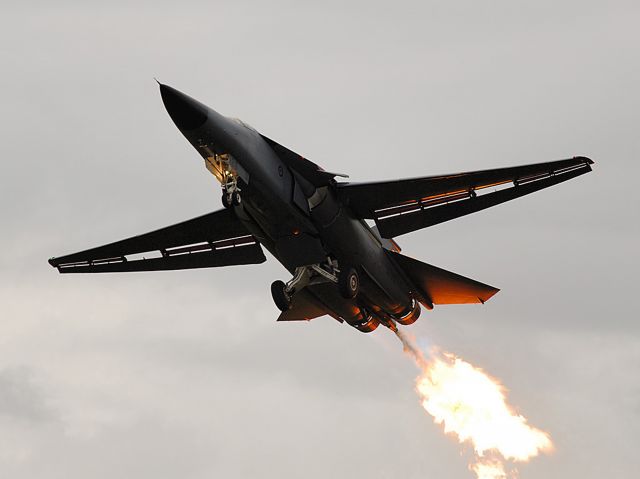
395,330 -> 552,479
471,459 -> 508,479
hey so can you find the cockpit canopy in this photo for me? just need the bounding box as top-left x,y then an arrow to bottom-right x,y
230,117 -> 257,132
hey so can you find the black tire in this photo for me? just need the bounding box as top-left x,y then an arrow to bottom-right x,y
231,191 -> 242,206
221,192 -> 230,208
271,280 -> 291,312
338,267 -> 359,299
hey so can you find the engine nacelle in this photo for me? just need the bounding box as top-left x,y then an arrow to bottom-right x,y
345,308 -> 380,333
353,315 -> 380,333
392,298 -> 421,326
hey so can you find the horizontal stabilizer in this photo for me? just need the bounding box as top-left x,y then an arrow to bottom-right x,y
389,251 -> 499,305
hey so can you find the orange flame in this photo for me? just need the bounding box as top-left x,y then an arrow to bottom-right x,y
395,330 -> 552,478
471,459 -> 508,479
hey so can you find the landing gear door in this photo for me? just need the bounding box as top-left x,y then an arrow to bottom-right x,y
229,155 -> 250,185
274,233 -> 326,269
292,178 -> 310,215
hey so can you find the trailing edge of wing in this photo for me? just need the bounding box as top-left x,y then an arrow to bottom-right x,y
49,208 -> 266,273
337,156 -> 593,237
55,241 -> 265,273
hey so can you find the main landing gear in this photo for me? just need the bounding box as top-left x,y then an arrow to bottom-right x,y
271,259 -> 358,312
271,280 -> 290,312
270,266 -> 310,313
338,267 -> 359,299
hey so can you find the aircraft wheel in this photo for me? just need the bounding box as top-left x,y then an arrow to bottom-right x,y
271,280 -> 291,312
231,191 -> 242,206
338,267 -> 359,299
222,192 -> 231,208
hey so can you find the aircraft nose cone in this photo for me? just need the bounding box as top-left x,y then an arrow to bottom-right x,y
159,83 -> 208,131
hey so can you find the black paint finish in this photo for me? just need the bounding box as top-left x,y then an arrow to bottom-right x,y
48,83 -> 594,332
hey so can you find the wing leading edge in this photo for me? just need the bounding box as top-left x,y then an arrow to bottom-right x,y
49,208 -> 266,273
337,156 -> 593,238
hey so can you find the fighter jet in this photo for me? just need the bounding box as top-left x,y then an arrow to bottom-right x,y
49,84 -> 594,333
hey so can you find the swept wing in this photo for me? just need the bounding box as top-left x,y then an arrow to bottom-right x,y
337,156 -> 593,238
49,208 -> 265,273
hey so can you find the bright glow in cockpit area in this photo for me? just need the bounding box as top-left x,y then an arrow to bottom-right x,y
204,152 -> 235,185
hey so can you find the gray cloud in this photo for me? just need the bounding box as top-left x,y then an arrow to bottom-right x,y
0,0 -> 638,478
0,368 -> 53,423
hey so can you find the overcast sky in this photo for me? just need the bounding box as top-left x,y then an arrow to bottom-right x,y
1,1 -> 639,478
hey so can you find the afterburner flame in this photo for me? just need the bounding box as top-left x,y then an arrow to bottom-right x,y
395,330 -> 552,479
471,459 -> 508,479
417,353 -> 552,461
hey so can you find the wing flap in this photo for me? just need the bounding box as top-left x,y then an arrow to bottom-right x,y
390,251 -> 499,305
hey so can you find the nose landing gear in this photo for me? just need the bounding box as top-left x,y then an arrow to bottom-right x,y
222,189 -> 241,208
221,176 -> 241,208
222,190 -> 241,208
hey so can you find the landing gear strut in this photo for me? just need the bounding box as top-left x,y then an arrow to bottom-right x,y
271,267 -> 310,312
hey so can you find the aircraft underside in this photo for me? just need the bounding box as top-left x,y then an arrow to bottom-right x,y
48,83 -> 594,334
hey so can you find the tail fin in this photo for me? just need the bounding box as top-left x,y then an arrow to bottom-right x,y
389,252 -> 499,305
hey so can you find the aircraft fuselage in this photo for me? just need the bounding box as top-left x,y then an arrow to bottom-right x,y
49,83 -> 592,333
161,85 -> 416,330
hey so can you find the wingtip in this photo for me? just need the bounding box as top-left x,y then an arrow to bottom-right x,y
575,155 -> 594,165
480,287 -> 501,304
48,257 -> 62,273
